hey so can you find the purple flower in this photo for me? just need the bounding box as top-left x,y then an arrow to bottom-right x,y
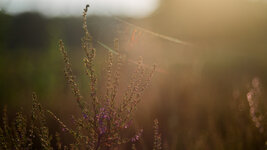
99,126 -> 107,135
96,107 -> 110,121
131,129 -> 143,142
124,120 -> 133,129
82,113 -> 88,119
96,107 -> 111,135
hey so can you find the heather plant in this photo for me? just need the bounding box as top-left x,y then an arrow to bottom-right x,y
0,4 -> 158,150
0,93 -> 52,150
0,107 -> 30,150
153,119 -> 162,150
245,77 -> 267,150
246,77 -> 264,133
53,4 -> 156,149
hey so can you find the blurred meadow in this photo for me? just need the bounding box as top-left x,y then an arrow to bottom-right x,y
1,0 -> 267,149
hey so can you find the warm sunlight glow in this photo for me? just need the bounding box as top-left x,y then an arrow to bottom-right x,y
0,0 -> 159,17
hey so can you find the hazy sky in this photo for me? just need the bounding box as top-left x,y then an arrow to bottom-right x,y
0,0 -> 159,17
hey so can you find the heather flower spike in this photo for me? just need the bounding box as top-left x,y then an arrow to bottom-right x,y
247,77 -> 264,133
153,119 -> 162,150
